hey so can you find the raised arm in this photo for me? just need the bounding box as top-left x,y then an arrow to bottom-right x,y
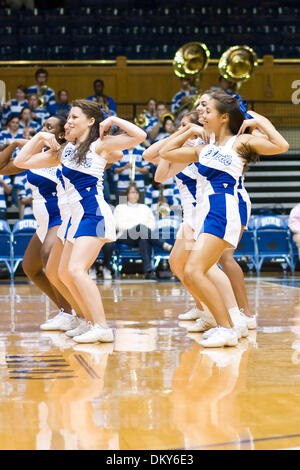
96,117 -> 147,154
236,112 -> 289,155
154,158 -> 187,183
159,125 -> 205,164
0,140 -> 29,175
143,123 -> 201,164
14,132 -> 61,169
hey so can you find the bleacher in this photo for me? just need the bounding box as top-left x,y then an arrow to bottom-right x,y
0,1 -> 300,60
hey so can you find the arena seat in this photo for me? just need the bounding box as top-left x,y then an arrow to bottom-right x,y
0,220 -> 13,281
252,215 -> 295,275
12,219 -> 38,276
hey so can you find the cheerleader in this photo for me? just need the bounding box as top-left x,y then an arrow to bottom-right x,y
159,90 -> 289,347
15,99 -> 147,344
0,117 -> 83,331
197,92 -> 256,328
146,111 -> 248,339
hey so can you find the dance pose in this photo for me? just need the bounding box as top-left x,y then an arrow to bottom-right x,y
15,99 -> 147,344
0,117 -> 81,330
145,110 -> 249,339
158,90 -> 289,347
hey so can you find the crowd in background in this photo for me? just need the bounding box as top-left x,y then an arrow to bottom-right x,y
1,67 -> 299,277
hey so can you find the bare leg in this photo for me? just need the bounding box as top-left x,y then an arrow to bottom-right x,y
40,226 -> 72,313
219,227 -> 251,316
22,232 -> 58,306
183,233 -> 233,328
45,236 -> 85,318
169,223 -> 204,311
59,238 -> 108,326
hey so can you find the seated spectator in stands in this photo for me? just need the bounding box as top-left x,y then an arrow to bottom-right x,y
112,144 -> 150,200
1,85 -> 28,126
145,97 -> 157,121
27,93 -> 50,127
22,127 -> 37,140
170,77 -> 197,115
27,68 -> 56,114
48,89 -> 71,118
101,183 -> 173,280
18,107 -> 41,133
0,115 -> 23,146
289,203 -> 300,260
86,79 -> 117,115
145,179 -> 181,216
211,76 -> 237,94
0,175 -> 12,220
152,115 -> 175,144
147,101 -> 169,143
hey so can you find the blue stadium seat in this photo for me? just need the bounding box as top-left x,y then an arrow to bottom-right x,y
252,215 -> 295,275
12,219 -> 38,275
0,220 -> 13,280
114,243 -> 145,278
152,222 -> 178,269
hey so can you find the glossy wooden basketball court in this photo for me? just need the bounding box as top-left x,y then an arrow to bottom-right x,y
0,276 -> 300,450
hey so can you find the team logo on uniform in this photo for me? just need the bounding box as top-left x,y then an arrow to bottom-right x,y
202,147 -> 232,166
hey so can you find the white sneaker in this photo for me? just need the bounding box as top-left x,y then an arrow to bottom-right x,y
73,323 -> 114,343
240,312 -> 257,330
65,319 -> 91,338
234,318 -> 249,339
40,310 -> 80,331
178,306 -> 203,321
103,267 -> 112,280
202,318 -> 248,340
200,327 -> 238,348
186,315 -> 217,332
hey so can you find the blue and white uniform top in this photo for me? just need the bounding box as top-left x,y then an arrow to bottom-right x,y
61,140 -> 116,242
55,164 -> 71,243
26,167 -> 62,242
17,174 -> 34,219
174,136 -> 205,229
237,175 -> 251,228
113,145 -> 150,192
174,164 -> 197,228
194,135 -> 245,247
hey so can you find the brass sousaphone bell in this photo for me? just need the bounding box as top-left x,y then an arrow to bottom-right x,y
172,42 -> 210,116
218,45 -> 258,90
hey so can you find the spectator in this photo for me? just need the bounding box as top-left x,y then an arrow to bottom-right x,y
112,144 -> 150,199
18,107 -> 41,132
152,115 -> 175,144
0,175 -> 12,220
27,68 -> 56,113
289,203 -> 300,260
170,77 -> 197,115
0,115 -> 23,146
27,93 -> 50,127
145,179 -> 181,216
147,101 -> 169,143
101,183 -> 173,279
48,89 -> 71,118
86,79 -> 117,115
1,84 -> 28,126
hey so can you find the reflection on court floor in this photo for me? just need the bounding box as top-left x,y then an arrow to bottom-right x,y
0,277 -> 300,450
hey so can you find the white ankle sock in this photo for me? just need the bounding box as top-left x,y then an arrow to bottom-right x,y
228,306 -> 242,324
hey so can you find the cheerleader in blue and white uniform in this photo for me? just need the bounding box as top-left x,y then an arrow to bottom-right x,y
15,99 -> 147,344
152,111 -> 248,339
0,116 -> 81,329
159,90 -> 289,347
